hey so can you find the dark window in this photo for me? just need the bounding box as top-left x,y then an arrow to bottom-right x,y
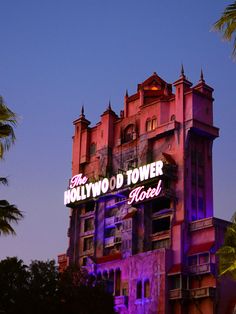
115,269 -> 121,296
152,216 -> 170,234
83,237 -> 94,251
82,257 -> 87,266
90,143 -> 96,156
152,198 -> 171,214
188,255 -> 197,266
170,275 -> 180,290
97,272 -> 102,281
136,281 -> 142,299
85,201 -> 95,213
84,217 -> 94,232
108,270 -> 114,294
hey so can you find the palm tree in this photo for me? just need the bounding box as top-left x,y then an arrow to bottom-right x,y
217,213 -> 236,279
213,1 -> 236,58
0,95 -> 17,158
0,96 -> 23,235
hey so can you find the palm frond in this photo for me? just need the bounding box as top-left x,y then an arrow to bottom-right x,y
0,200 -> 23,235
213,1 -> 236,57
0,96 -> 17,159
0,177 -> 8,185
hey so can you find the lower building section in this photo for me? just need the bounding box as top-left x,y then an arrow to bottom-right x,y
59,217 -> 236,314
96,249 -> 170,314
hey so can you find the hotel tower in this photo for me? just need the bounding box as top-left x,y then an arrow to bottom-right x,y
60,69 -> 236,314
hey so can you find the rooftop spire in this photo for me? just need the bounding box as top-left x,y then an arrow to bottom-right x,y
108,100 -> 111,110
125,89 -> 128,97
181,63 -> 185,77
80,105 -> 85,117
200,68 -> 205,82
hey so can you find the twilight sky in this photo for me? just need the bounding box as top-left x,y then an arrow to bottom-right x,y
0,0 -> 235,263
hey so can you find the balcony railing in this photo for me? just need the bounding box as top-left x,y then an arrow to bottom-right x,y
105,236 -> 115,247
105,216 -> 115,227
169,289 -> 189,300
151,229 -> 170,241
115,237 -> 122,244
188,263 -> 215,275
189,287 -> 216,299
114,296 -> 128,308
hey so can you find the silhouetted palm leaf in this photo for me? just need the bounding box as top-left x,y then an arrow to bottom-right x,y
0,200 -> 23,235
214,1 -> 236,57
0,96 -> 17,158
0,177 -> 8,185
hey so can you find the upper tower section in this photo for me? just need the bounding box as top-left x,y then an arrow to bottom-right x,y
124,72 -> 173,118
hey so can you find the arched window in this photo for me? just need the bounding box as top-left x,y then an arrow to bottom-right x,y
115,268 -> 121,296
103,270 -> 108,280
146,119 -> 152,132
97,272 -> 102,281
124,124 -> 135,143
108,269 -> 114,294
152,116 -> 157,130
136,280 -> 142,299
144,279 -> 150,298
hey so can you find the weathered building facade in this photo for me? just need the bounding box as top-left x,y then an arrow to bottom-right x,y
60,70 -> 236,313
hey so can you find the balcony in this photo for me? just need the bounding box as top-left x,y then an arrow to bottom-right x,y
105,216 -> 115,227
115,215 -> 123,224
188,263 -> 215,275
189,218 -> 214,232
151,229 -> 170,241
105,236 -> 115,247
189,287 -> 216,299
169,289 -> 189,300
115,237 -> 122,244
114,296 -> 128,309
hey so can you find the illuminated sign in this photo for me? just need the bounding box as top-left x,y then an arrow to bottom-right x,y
64,160 -> 163,205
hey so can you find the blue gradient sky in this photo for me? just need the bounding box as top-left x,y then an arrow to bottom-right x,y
0,1 -> 235,263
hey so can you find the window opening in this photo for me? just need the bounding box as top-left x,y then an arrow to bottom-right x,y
84,217 -> 94,232
136,281 -> 142,299
144,279 -> 150,298
152,216 -> 170,234
83,236 -> 94,252
152,117 -> 157,130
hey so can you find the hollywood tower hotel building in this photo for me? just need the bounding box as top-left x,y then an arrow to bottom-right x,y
61,70 -> 236,313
